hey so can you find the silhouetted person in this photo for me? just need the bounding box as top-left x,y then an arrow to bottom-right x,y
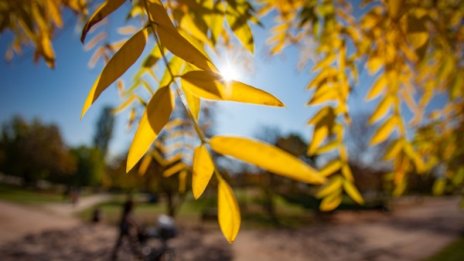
91,207 -> 101,224
111,196 -> 140,260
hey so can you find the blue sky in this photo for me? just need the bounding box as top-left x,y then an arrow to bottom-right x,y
0,4 -> 406,159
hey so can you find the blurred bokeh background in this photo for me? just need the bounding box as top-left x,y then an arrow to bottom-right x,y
1,0 -> 463,260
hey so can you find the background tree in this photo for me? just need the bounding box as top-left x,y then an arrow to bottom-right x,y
93,105 -> 115,159
0,116 -> 76,186
71,145 -> 105,187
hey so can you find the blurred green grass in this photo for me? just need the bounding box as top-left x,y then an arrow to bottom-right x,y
77,189 -> 315,229
0,183 -> 64,204
424,236 -> 464,261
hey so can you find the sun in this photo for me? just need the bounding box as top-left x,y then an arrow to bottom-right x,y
219,62 -> 241,82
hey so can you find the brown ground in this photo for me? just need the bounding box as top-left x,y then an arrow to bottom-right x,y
0,197 -> 463,261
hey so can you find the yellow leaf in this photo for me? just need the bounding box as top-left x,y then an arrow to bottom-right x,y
178,170 -> 187,193
365,74 -> 387,101
218,179 -> 241,243
192,145 -> 214,199
204,0 -> 224,43
315,140 -> 339,154
233,23 -> 254,53
343,180 -> 364,204
317,176 -> 343,198
403,142 -> 425,173
210,136 -> 325,184
183,89 -> 201,120
387,0 -> 402,19
393,177 -> 407,196
368,96 -> 393,124
126,86 -> 174,172
138,154 -> 152,176
181,71 -> 284,107
164,162 -> 186,177
46,0 -> 63,27
370,117 -> 397,146
341,165 -> 353,181
151,149 -> 167,166
366,56 -> 383,75
40,35 -> 55,68
320,159 -> 342,177
307,107 -> 333,125
306,68 -> 336,89
384,139 -> 403,160
432,178 -> 446,196
81,0 -> 126,43
308,86 -> 337,105
113,95 -> 137,114
313,54 -> 336,72
226,5 -> 254,53
82,29 -> 147,118
408,32 -> 428,49
146,0 -> 216,72
320,193 -> 342,212
118,25 -> 139,35
308,126 -> 328,155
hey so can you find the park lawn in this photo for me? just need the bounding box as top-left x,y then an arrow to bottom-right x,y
78,197 -> 203,227
78,191 -> 315,229
425,236 -> 464,261
0,183 -> 64,205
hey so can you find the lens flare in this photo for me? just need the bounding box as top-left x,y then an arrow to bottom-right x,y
219,62 -> 240,82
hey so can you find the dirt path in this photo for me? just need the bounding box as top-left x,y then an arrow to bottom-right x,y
0,194 -> 111,245
43,193 -> 112,217
0,197 -> 462,260
232,197 -> 464,261
0,200 -> 79,245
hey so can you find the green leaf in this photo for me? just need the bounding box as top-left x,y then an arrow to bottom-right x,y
82,29 -> 147,118
81,0 -> 127,43
192,145 -> 214,199
126,86 -> 174,172
210,136 -> 325,184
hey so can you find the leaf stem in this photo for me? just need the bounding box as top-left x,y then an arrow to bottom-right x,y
142,0 -> 223,182
143,0 -> 207,143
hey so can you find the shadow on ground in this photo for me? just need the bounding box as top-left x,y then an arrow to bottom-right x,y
0,225 -> 232,261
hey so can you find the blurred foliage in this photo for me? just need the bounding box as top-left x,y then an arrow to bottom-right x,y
71,145 -> 105,187
265,0 -> 463,208
425,236 -> 464,261
0,116 -> 76,186
0,0 -> 88,67
93,105 -> 115,158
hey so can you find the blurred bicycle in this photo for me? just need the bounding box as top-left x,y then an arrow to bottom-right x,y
136,215 -> 177,261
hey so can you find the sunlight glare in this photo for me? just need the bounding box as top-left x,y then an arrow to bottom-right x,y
219,62 -> 241,82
